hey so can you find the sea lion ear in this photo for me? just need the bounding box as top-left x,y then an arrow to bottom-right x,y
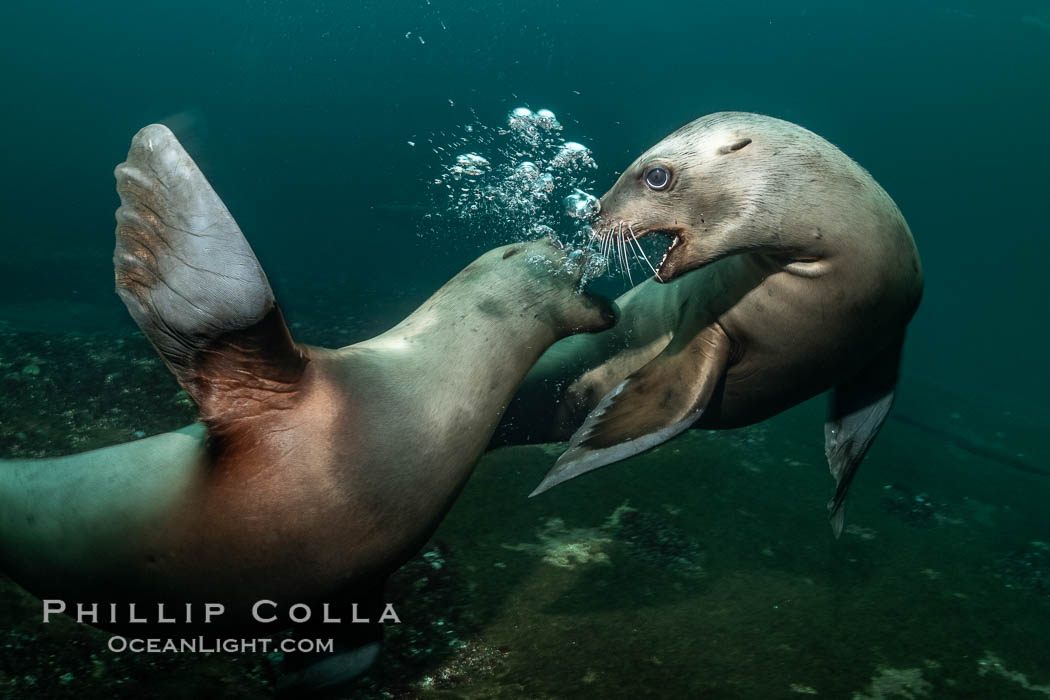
825,338 -> 903,537
530,324 -> 730,496
113,124 -> 305,422
717,137 -> 752,155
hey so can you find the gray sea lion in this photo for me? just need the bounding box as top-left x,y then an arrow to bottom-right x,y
497,112 -> 923,534
0,125 -> 614,686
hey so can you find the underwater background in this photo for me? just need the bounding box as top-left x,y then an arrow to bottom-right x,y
0,0 -> 1048,697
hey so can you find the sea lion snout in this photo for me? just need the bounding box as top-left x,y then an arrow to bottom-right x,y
485,239 -> 617,335
593,150 -> 718,283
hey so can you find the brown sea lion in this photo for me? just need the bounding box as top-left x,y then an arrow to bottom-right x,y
497,112 -> 923,535
0,125 -> 615,688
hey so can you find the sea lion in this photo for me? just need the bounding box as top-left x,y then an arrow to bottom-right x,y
496,112 -> 923,534
0,125 -> 614,687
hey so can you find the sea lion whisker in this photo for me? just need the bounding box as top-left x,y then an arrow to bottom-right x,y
622,229 -> 635,287
617,221 -> 629,284
619,222 -> 637,287
624,223 -> 636,285
628,224 -> 662,281
626,223 -> 646,260
625,235 -> 641,287
619,221 -> 627,272
631,230 -> 661,281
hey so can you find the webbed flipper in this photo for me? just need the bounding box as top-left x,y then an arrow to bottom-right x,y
825,338 -> 904,537
113,124 -> 305,424
531,324 -> 729,495
276,584 -> 387,696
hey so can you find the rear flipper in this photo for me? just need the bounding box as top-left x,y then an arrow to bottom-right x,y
113,124 -> 305,425
275,588 -> 387,697
825,338 -> 904,537
531,324 -> 729,495
276,635 -> 382,697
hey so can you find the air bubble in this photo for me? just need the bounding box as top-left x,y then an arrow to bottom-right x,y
564,188 -> 600,220
535,109 -> 561,131
426,107 -> 603,256
454,153 -> 490,176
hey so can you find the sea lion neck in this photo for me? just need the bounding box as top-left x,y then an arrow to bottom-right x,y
354,264 -> 575,378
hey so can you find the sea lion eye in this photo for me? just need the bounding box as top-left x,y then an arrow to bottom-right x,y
644,166 -> 671,191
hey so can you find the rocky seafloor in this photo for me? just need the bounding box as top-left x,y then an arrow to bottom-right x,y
1,290 -> 1049,699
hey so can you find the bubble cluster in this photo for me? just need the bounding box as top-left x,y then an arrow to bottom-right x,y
551,142 -> 592,169
450,153 -> 490,178
425,106 -> 600,252
505,106 -> 562,147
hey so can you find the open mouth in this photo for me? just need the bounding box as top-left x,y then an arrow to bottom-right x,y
642,228 -> 682,275
592,222 -> 683,281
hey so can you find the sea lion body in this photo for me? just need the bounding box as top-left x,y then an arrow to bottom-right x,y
1,331 -> 562,614
500,113 -> 922,533
0,125 -> 615,636
564,242 -> 916,432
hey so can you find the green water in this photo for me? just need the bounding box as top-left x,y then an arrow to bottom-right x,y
1,0 -> 1048,697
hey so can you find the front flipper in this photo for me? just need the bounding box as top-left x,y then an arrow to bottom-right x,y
113,124 -> 305,426
531,324 -> 729,495
825,338 -> 903,537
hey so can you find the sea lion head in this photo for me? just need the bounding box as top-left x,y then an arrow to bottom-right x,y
595,111 -> 887,282
469,237 -> 618,336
